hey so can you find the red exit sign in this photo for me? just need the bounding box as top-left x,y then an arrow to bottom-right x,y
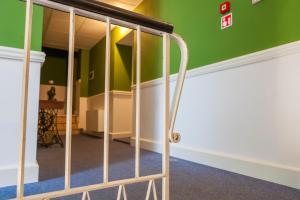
221,13 -> 233,30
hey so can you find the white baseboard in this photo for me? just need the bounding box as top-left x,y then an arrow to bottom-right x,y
111,131 -> 132,139
79,97 -> 88,130
131,138 -> 300,189
86,90 -> 133,134
0,162 -> 39,187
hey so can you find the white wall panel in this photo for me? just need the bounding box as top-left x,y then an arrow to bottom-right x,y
86,91 -> 132,135
132,41 -> 300,189
0,46 -> 45,187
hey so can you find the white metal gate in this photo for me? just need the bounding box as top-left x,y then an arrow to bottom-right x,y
17,0 -> 188,199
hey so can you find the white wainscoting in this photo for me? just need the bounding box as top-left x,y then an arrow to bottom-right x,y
82,91 -> 133,136
131,41 -> 300,189
78,97 -> 88,130
0,46 -> 45,187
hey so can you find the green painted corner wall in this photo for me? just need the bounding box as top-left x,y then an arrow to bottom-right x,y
88,27 -> 132,96
83,0 -> 300,95
89,38 -> 107,96
40,47 -> 81,88
112,28 -> 132,92
134,0 -> 300,82
0,0 -> 43,51
114,44 -> 132,91
79,50 -> 90,97
40,56 -> 68,86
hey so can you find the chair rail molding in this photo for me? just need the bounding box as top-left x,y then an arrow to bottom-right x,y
0,45 -> 45,63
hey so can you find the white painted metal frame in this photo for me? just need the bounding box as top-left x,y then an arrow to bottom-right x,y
65,7 -> 75,190
103,17 -> 111,184
17,0 -> 33,198
146,180 -> 158,200
162,33 -> 170,200
17,0 -> 188,199
135,25 -> 141,179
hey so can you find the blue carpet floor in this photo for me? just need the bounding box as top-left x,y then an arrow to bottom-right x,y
0,135 -> 299,200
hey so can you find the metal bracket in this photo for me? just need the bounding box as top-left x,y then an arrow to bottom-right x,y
170,132 -> 181,143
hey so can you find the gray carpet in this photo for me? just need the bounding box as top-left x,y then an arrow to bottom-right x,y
34,134 -> 300,200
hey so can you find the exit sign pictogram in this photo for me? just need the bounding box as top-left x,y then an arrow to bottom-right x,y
221,13 -> 233,30
220,2 -> 230,14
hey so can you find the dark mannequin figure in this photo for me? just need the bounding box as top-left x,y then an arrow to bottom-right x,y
47,86 -> 56,101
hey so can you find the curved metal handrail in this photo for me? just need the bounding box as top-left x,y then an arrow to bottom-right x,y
169,33 -> 189,143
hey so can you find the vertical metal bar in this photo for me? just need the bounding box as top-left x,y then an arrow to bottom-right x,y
17,0 -> 33,198
145,180 -> 152,200
82,192 -> 86,200
162,33 -> 170,200
135,25 -> 141,178
122,185 -> 128,200
103,17 -> 111,184
82,192 -> 91,200
152,180 -> 158,200
65,8 -> 76,189
117,185 -> 122,200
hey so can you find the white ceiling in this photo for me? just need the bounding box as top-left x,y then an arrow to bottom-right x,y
43,0 -> 142,50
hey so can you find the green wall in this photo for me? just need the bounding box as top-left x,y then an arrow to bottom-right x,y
0,0 -> 43,51
114,44 -> 132,91
40,55 -> 68,86
79,50 -> 90,97
84,0 -> 300,95
89,37 -> 107,96
40,47 -> 82,87
1,0 -> 299,96
112,28 -> 132,92
134,0 -> 300,82
132,0 -> 163,82
89,27 -> 132,96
